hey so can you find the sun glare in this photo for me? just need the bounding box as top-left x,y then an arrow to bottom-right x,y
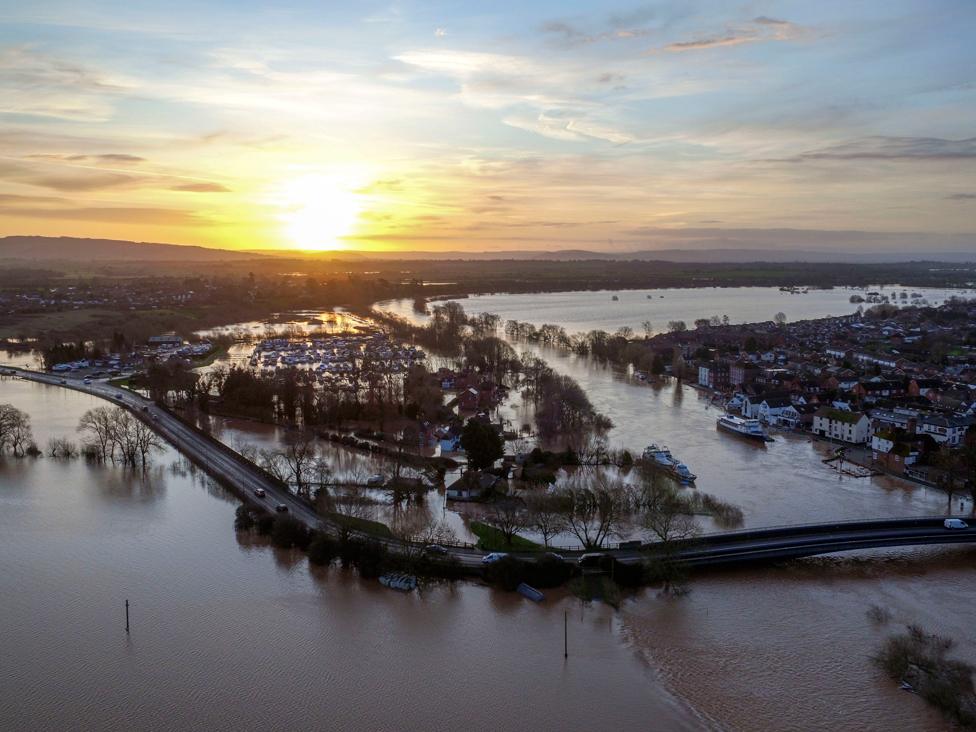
276,174 -> 362,250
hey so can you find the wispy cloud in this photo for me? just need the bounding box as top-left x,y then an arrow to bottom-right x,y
662,16 -> 808,53
781,136 -> 976,162
0,46 -> 134,120
170,182 -> 230,193
26,172 -> 136,192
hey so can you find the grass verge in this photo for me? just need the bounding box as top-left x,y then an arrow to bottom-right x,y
469,521 -> 541,551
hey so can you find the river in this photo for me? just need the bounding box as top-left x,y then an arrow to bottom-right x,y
379,283 -> 972,334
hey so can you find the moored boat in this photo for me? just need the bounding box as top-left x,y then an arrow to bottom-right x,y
716,413 -> 773,442
642,444 -> 697,483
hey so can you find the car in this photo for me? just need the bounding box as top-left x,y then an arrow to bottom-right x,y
275,503 -> 289,513
254,488 -> 266,498
481,552 -> 508,564
944,518 -> 969,530
60,379 -> 67,385
422,544 -> 448,555
578,552 -> 609,568
542,552 -> 566,563
366,474 -> 385,487
83,378 -> 92,385
141,405 -> 149,412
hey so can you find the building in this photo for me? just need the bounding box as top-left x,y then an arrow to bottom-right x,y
918,414 -> 971,446
148,335 -> 183,348
445,471 -> 500,501
756,394 -> 794,425
730,361 -> 761,388
812,407 -> 871,444
697,360 -> 730,390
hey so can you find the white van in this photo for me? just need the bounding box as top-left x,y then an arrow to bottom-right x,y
944,518 -> 969,530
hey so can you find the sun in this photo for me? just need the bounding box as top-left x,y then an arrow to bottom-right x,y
276,174 -> 362,251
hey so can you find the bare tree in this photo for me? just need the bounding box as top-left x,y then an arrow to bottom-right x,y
484,497 -> 529,547
282,430 -> 318,497
558,474 -> 625,549
525,491 -> 568,547
78,406 -> 116,461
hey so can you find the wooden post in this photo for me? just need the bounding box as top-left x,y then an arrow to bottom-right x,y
564,610 -> 568,659
125,599 -> 130,633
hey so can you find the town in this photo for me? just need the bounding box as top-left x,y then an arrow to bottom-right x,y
683,299 -> 976,489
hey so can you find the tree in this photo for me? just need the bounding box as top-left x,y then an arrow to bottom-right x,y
774,312 -> 787,326
460,419 -> 503,470
667,320 -> 687,333
282,430 -> 318,497
641,320 -> 654,338
525,491 -> 568,547
484,497 -> 529,547
0,404 -> 33,456
558,474 -> 625,549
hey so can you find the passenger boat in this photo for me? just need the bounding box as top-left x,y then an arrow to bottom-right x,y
642,444 -> 697,483
716,413 -> 773,442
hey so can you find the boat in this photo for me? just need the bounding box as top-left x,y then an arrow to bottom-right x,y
642,444 -> 697,483
379,573 -> 417,591
716,413 -> 773,442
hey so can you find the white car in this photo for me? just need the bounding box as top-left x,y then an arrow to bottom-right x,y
944,518 -> 969,530
481,552 -> 508,564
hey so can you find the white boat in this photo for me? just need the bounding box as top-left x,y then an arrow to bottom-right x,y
716,413 -> 773,442
642,444 -> 697,483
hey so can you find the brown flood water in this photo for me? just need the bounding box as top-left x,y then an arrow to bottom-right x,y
0,378 -> 704,731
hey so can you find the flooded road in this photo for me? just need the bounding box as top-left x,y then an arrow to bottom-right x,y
0,378 -> 701,731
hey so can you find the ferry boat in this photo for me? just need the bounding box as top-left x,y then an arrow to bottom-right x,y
642,444 -> 697,483
716,413 -> 773,442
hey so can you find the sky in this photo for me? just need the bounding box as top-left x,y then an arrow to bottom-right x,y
0,0 -> 974,253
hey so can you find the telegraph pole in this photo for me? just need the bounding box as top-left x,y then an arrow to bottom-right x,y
564,610 -> 568,659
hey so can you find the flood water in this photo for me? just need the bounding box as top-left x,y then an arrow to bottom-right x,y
379,283 -> 971,334
5,283 -> 976,731
0,377 -> 702,731
372,293 -> 976,730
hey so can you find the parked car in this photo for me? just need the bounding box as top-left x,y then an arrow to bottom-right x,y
578,552 -> 609,568
275,503 -> 288,513
944,518 -> 969,530
542,552 -> 566,563
254,488 -> 266,498
481,552 -> 508,564
366,474 -> 385,487
422,544 -> 448,555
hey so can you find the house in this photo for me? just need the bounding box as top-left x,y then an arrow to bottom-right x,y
918,414 -> 971,446
437,425 -> 463,453
730,361 -> 761,387
698,360 -> 730,390
457,387 -> 480,411
908,378 -> 943,398
812,407 -> 871,444
445,471 -> 500,501
871,429 -> 921,473
869,408 -> 919,434
757,394 -> 794,425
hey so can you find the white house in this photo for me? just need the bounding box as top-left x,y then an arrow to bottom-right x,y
757,395 -> 794,425
918,415 -> 971,446
812,408 -> 870,444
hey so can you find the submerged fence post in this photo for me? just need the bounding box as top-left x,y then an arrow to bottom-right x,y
564,610 -> 568,659
125,599 -> 130,633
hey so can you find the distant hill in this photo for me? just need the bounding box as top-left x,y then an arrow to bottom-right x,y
251,247 -> 976,263
0,236 -> 262,262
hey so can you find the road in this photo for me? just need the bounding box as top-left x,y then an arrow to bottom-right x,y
5,367 -> 974,574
